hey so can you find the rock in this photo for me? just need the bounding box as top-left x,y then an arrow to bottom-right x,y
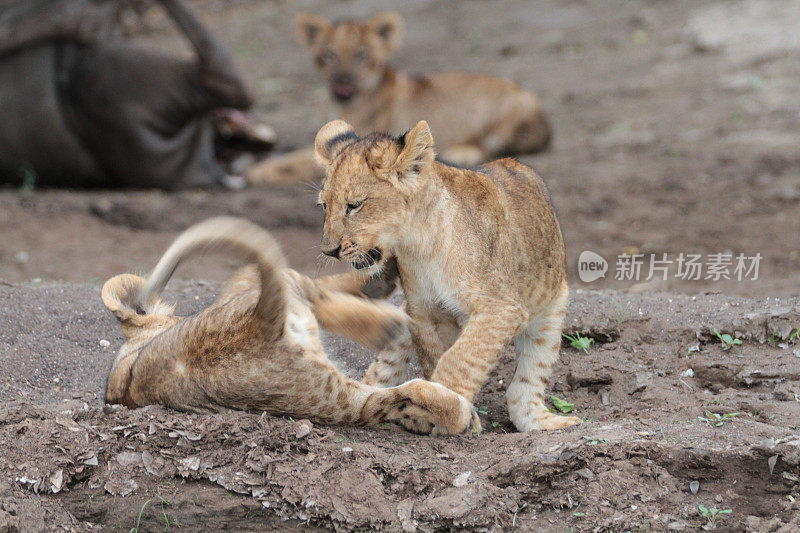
294,419 -> 313,439
631,372 -> 653,393
116,452 -> 142,468
397,498 -> 417,533
667,520 -> 687,530
104,478 -> 138,497
49,470 -> 63,494
452,471 -> 471,487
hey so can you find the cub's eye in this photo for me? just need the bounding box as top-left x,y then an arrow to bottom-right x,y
354,49 -> 370,64
346,200 -> 363,214
317,202 -> 327,212
320,50 -> 338,65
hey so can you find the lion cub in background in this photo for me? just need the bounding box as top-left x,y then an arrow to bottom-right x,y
247,11 -> 551,185
102,217 -> 478,435
313,119 -> 579,433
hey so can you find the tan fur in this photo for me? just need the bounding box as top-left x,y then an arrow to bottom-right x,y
102,217 -> 479,435
314,121 -> 580,432
246,11 -> 551,185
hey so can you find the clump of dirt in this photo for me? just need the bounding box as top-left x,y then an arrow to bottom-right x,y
0,283 -> 797,531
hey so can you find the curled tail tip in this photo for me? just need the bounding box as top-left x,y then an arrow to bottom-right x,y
101,274 -> 146,320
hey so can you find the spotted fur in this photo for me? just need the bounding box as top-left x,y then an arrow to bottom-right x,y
314,121 -> 580,432
102,217 -> 479,435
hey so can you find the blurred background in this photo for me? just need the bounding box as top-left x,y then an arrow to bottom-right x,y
0,0 -> 798,297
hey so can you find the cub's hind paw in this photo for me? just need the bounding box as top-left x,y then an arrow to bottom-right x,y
517,413 -> 582,432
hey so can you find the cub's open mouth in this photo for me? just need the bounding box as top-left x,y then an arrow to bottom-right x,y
332,83 -> 357,102
353,248 -> 382,270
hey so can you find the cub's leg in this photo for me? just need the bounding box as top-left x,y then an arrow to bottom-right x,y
314,257 -> 400,299
245,147 -> 322,185
297,360 -> 478,434
506,282 -> 581,431
429,299 -> 528,402
364,307 -> 460,387
438,145 -> 488,168
358,379 -> 480,435
363,326 -> 415,387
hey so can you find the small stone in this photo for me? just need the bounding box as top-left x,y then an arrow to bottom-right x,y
13,251 -> 29,264
342,447 -> 353,453
50,470 -> 63,494
682,368 -> 695,377
294,419 -> 313,439
453,471 -> 471,487
116,452 -> 141,468
689,480 -> 700,494
99,339 -> 111,348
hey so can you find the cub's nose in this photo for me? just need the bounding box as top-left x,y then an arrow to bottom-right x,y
322,245 -> 342,259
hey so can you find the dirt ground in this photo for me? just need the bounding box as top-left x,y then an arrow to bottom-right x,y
1,0 -> 799,531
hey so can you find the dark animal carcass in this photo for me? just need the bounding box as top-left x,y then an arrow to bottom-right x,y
0,0 -> 269,189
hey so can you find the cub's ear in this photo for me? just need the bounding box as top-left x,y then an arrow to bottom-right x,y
392,120 -> 435,178
368,11 -> 404,53
314,120 -> 358,167
295,13 -> 331,49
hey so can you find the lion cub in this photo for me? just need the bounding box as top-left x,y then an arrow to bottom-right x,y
313,120 -> 580,432
102,217 -> 479,435
246,11 -> 551,185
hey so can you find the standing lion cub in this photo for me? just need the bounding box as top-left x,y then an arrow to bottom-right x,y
313,119 -> 580,432
246,11 -> 551,185
101,217 -> 479,435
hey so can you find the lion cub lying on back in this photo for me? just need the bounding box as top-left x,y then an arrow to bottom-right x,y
246,11 -> 551,185
313,120 -> 580,433
102,217 -> 478,435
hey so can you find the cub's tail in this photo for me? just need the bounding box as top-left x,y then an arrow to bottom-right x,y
102,217 -> 288,339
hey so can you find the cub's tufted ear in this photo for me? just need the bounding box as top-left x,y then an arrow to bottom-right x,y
295,13 -> 331,49
368,11 -> 404,53
314,120 -> 358,167
392,120 -> 435,179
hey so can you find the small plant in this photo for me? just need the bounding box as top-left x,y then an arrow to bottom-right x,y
476,406 -> 489,416
130,499 -> 153,533
698,504 -> 731,529
767,335 -> 778,347
156,494 -> 172,528
562,332 -> 594,353
491,421 -> 500,428
573,512 -> 586,519
549,395 -> 575,414
790,328 -> 799,343
712,328 -> 742,351
610,297 -> 629,326
698,410 -> 739,427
